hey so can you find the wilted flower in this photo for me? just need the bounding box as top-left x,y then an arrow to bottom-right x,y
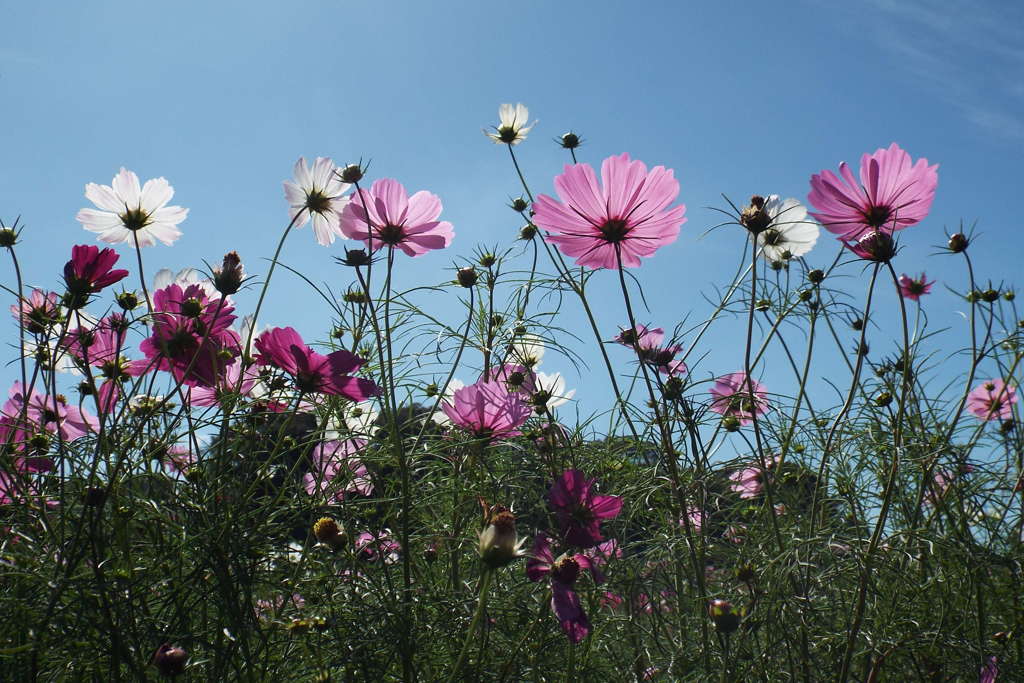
313,517 -> 347,550
212,251 -> 245,295
808,143 -> 938,240
478,501 -> 527,568
547,469 -> 623,548
709,372 -> 769,425
533,153 -> 686,269
485,103 -> 535,145
897,272 -> 934,301
152,643 -> 188,677
283,156 -> 350,246
340,179 -> 454,256
77,167 -> 188,246
967,379 -> 1018,421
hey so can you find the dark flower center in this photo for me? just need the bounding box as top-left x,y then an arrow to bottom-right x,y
377,224 -> 405,245
119,207 -> 151,232
497,126 -> 518,143
532,390 -> 551,406
864,204 -> 892,228
727,395 -> 757,414
305,190 -> 331,214
599,218 -> 631,243
761,229 -> 783,246
552,556 -> 581,585
507,371 -> 525,387
907,280 -> 926,294
295,370 -> 324,394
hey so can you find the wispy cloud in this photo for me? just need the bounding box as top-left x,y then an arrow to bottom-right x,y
819,0 -> 1024,142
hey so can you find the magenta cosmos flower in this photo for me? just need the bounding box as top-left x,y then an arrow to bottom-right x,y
62,245 -> 129,308
76,167 -> 188,247
526,534 -> 602,644
339,178 -> 454,256
254,327 -> 379,400
440,379 -> 531,440
966,379 -> 1018,421
808,143 -> 938,241
533,153 -> 686,269
897,272 -> 934,301
709,372 -> 769,425
548,469 -> 623,548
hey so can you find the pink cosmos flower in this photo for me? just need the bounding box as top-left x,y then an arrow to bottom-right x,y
140,284 -> 239,388
709,372 -> 769,425
163,444 -> 198,476
64,314 -> 150,413
526,534 -> 599,644
1,382 -> 97,444
354,530 -> 400,564
62,245 -> 129,308
548,469 -> 623,548
533,153 -> 686,269
340,178 -> 454,256
897,272 -> 934,301
186,358 -> 263,407
926,464 -> 974,506
979,656 -> 998,683
284,157 -> 351,246
255,327 -> 378,400
76,167 -> 188,247
680,506 -> 705,533
440,379 -> 531,440
729,456 -> 778,499
967,379 -> 1018,421
303,439 -> 373,502
613,325 -> 687,375
11,289 -> 60,335
808,143 -> 938,241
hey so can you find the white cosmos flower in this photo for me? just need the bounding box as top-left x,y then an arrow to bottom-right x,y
507,334 -> 545,368
486,103 -> 535,145
283,156 -> 351,246
324,400 -> 379,438
533,371 -> 575,410
755,196 -> 820,262
76,168 -> 188,247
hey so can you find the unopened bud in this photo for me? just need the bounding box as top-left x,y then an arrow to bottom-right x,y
708,599 -> 741,633
152,643 -> 187,677
213,251 -> 244,295
807,269 -> 825,284
116,291 -> 139,311
0,228 -> 18,248
982,289 -> 1000,303
457,267 -> 478,288
755,299 -> 771,312
509,197 -> 529,213
874,392 -> 892,407
478,253 -> 497,268
947,233 -> 969,253
722,416 -> 741,432
560,132 -> 581,149
519,224 -> 537,240
339,164 -> 364,184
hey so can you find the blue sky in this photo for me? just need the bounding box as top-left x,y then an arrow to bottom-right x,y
2,0 -> 1021,425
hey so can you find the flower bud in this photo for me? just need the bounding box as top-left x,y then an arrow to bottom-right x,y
947,233 -> 969,253
116,291 -> 139,311
853,230 -> 896,262
1004,290 -> 1016,301
180,298 -> 203,318
708,599 -> 741,633
212,251 -> 245,295
851,318 -> 864,331
755,299 -> 771,312
342,248 -> 371,267
982,289 -> 1000,303
519,224 -> 537,240
82,486 -> 107,507
722,416 -> 741,432
509,197 -> 529,213
456,267 -> 478,288
797,289 -> 813,302
966,290 -> 981,303
479,505 -> 526,569
424,540 -> 439,563
874,392 -> 892,407
0,228 -> 18,248
560,132 -> 581,149
152,643 -> 187,677
339,164 -> 364,184
313,517 -> 347,550
478,253 -> 497,268
342,290 -> 368,304
807,269 -> 825,284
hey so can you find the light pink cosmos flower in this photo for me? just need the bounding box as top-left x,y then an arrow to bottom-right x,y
979,656 -> 998,683
729,456 -> 778,499
966,379 -> 1018,421
808,143 -> 938,241
440,379 -> 531,440
340,178 -> 454,256
897,272 -> 935,301
303,439 -> 373,502
354,530 -> 400,564
76,168 -> 188,247
284,157 -> 351,246
11,289 -> 60,335
533,153 -> 686,269
64,314 -> 150,413
709,372 -> 769,425
613,325 -> 686,375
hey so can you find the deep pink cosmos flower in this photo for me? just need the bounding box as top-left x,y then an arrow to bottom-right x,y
62,245 -> 129,308
254,327 -> 378,400
339,178 -> 454,256
11,289 -> 60,335
533,153 -> 686,269
140,284 -> 239,388
709,372 -> 769,425
526,534 -> 601,644
548,469 -> 623,548
808,143 -> 938,241
440,379 -> 531,440
966,379 -> 1018,421
303,439 -> 373,503
897,272 -> 935,301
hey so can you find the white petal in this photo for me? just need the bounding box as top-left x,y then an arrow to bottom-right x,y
76,208 -> 123,232
84,183 -> 122,212
150,205 -> 188,228
140,177 -> 174,212
112,167 -> 141,206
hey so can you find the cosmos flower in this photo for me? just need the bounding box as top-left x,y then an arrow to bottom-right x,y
966,379 -> 1018,421
526,534 -> 599,644
547,469 -> 623,548
742,195 -> 820,262
440,379 -> 531,440
340,178 -> 454,256
11,289 -> 60,335
62,245 -> 129,308
533,153 -> 686,269
64,314 -> 150,412
897,272 -> 934,301
728,456 -> 778,499
485,103 -> 535,145
283,156 -> 351,246
254,327 -> 378,400
304,439 -> 373,503
76,168 -> 188,246
709,372 -> 769,426
808,143 -> 938,240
